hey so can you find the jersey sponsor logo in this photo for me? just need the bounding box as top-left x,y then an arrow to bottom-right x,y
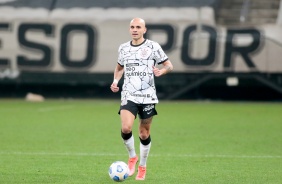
130,93 -> 149,98
126,63 -> 139,67
126,71 -> 147,77
125,62 -> 147,77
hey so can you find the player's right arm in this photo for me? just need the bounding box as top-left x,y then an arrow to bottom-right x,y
110,64 -> 124,93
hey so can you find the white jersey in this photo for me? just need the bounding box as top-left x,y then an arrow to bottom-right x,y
118,39 -> 168,104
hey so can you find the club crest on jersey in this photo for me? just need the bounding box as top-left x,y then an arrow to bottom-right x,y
138,48 -> 152,59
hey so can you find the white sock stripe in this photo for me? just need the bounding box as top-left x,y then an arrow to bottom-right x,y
0,151 -> 281,159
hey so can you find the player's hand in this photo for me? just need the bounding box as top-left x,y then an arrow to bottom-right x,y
110,83 -> 119,92
153,66 -> 162,77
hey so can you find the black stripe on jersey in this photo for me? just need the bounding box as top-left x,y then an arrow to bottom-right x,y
118,63 -> 124,67
158,58 -> 169,65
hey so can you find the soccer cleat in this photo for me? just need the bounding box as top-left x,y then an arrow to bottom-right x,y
135,166 -> 146,180
128,156 -> 138,176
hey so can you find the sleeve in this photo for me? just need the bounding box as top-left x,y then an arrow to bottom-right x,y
117,45 -> 124,66
153,42 -> 168,65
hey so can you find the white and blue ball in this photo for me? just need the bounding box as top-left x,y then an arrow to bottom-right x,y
108,161 -> 129,182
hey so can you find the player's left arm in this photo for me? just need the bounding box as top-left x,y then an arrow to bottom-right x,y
153,60 -> 173,77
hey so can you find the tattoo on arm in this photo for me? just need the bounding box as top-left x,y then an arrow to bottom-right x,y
164,65 -> 172,73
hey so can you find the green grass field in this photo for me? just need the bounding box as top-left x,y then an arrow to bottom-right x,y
0,99 -> 282,184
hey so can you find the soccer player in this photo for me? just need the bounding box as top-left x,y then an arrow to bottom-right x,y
110,17 -> 173,180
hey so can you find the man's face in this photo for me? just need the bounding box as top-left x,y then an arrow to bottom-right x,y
129,19 -> 146,41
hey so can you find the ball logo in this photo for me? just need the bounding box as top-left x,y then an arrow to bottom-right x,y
116,165 -> 123,172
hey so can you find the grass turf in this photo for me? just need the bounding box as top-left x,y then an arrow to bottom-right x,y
0,99 -> 281,183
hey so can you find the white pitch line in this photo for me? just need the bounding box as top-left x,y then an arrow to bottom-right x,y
0,152 -> 126,157
153,154 -> 282,159
0,151 -> 281,159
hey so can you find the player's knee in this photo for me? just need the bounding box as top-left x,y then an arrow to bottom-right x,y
139,127 -> 150,138
121,126 -> 132,134
121,122 -> 133,133
139,130 -> 150,140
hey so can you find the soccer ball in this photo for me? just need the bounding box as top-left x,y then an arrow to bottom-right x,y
108,161 -> 129,182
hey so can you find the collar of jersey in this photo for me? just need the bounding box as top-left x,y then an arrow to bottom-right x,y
130,39 -> 147,47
